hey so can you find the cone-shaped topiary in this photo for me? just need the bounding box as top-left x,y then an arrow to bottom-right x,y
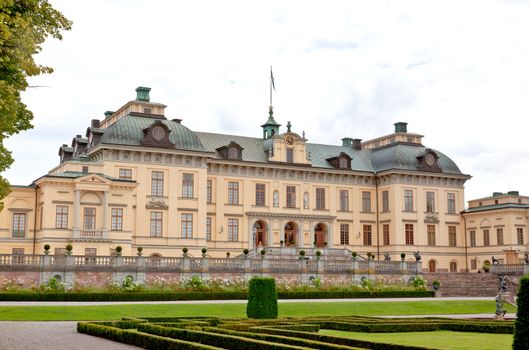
514,275 -> 529,349
246,277 -> 278,319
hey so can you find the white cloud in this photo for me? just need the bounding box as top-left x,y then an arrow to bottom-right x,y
3,0 -> 529,203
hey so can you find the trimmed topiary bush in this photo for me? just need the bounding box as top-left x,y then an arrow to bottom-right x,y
514,275 -> 529,349
246,277 -> 278,319
65,244 -> 73,255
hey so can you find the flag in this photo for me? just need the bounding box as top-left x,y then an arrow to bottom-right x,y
270,67 -> 276,91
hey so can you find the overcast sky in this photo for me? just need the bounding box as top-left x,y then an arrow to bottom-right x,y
3,0 -> 529,204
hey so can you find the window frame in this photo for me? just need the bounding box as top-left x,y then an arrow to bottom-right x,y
315,188 -> 326,210
181,213 -> 193,238
363,224 -> 372,246
405,223 -> 414,245
119,168 -> 132,180
150,211 -> 163,237
286,185 -> 296,208
362,191 -> 371,212
447,192 -> 456,214
448,226 -> 457,247
340,223 -> 349,245
12,212 -> 27,238
255,183 -> 266,206
111,208 -> 123,231
339,190 -> 349,211
404,190 -> 414,212
55,205 -> 68,229
206,180 -> 212,203
228,181 -> 239,205
426,191 -> 435,213
228,218 -> 239,241
206,217 -> 212,241
83,207 -> 96,230
383,224 -> 390,245
427,224 -> 436,246
151,171 -> 164,197
382,190 -> 389,212
182,173 -> 194,198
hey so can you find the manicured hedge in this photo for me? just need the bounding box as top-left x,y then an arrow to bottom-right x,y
204,326 -> 354,350
514,275 -> 529,349
77,322 -> 221,350
247,277 -> 278,319
0,289 -> 433,301
137,323 -> 306,350
319,321 -> 514,334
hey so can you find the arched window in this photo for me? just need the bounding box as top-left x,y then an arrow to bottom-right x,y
450,261 -> 458,272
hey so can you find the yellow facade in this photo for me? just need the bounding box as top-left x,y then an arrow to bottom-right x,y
2,87 -> 523,273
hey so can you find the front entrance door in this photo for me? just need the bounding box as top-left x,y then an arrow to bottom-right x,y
314,223 -> 327,247
254,221 -> 266,247
284,222 -> 297,246
429,260 -> 436,272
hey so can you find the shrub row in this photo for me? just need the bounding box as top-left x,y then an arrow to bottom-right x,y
0,289 -> 433,301
252,327 -> 430,350
76,322 -> 221,350
137,323 -> 307,350
204,326 -> 354,350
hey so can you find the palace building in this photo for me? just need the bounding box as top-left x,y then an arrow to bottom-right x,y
0,87 -> 526,272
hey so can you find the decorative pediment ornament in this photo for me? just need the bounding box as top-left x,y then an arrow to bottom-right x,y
146,198 -> 169,210
424,213 -> 440,224
140,120 -> 174,149
417,149 -> 442,173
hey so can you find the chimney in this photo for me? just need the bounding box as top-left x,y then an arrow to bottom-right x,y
136,86 -> 151,102
507,191 -> 520,196
492,192 -> 503,197
352,139 -> 362,151
394,122 -> 408,133
91,119 -> 100,128
104,111 -> 114,119
341,137 -> 353,147
172,118 -> 182,124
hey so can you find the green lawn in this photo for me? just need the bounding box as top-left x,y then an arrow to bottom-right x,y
319,330 -> 513,350
0,300 -> 515,321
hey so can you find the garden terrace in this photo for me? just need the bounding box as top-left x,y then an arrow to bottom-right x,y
78,315 -> 514,350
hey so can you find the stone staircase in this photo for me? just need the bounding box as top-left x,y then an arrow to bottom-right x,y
422,272 -> 502,297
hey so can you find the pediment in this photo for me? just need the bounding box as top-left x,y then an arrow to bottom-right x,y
76,174 -> 112,185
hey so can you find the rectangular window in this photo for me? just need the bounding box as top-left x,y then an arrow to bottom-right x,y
427,225 -> 436,246
206,217 -> 212,241
383,224 -> 390,245
448,226 -> 457,247
119,168 -> 132,180
286,148 -> 293,163
151,171 -> 164,196
340,223 -> 349,245
182,173 -> 194,198
471,259 -> 477,270
483,229 -> 490,246
206,180 -> 213,204
150,211 -> 162,237
12,213 -> 26,237
382,190 -> 389,212
83,207 -> 96,230
470,230 -> 476,247
316,188 -> 326,210
286,186 -> 296,208
228,218 -> 239,241
426,192 -> 435,213
339,190 -> 349,211
55,206 -> 68,229
362,191 -> 371,212
405,224 -> 414,245
181,213 -> 193,238
497,228 -> 504,245
363,225 -> 372,246
447,193 -> 456,214
517,228 -> 524,245
404,190 -> 413,211
111,208 -> 123,231
255,183 -> 266,206
228,181 -> 239,205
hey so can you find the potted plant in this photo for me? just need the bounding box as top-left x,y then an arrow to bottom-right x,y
299,250 -> 306,259
201,247 -> 207,257
43,244 -> 50,255
115,246 -> 122,256
280,240 -> 284,247
243,248 -> 249,257
367,252 -> 372,260
137,247 -> 143,256
400,253 -> 406,261
65,244 -> 73,255
482,261 -> 491,273
352,251 -> 357,260
226,252 -> 230,258
324,241 -> 328,247
182,247 -> 189,257
315,250 -> 322,260
260,249 -> 266,259
432,279 -> 441,291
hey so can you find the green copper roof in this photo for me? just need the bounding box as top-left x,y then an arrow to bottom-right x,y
45,171 -> 135,182
463,203 -> 529,213
100,115 -> 206,152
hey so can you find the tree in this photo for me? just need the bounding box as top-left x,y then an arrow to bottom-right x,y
0,0 -> 71,207
246,277 -> 278,319
513,275 -> 529,349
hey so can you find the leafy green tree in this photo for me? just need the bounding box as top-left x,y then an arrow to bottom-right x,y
0,0 -> 71,207
246,277 -> 278,319
513,275 -> 529,349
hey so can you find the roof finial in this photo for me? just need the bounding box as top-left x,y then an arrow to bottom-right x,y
287,121 -> 291,133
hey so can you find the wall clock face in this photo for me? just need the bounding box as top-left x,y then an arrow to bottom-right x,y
152,126 -> 166,141
285,135 -> 295,146
425,153 -> 435,166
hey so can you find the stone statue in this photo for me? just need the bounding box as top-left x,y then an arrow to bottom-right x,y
384,252 -> 391,261
303,192 -> 309,209
499,276 -> 507,293
492,256 -> 499,265
495,295 -> 507,318
524,252 -> 529,264
413,251 -> 421,262
273,191 -> 279,208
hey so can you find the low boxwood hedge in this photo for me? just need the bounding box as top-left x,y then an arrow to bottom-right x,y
0,289 -> 433,301
77,322 -> 221,350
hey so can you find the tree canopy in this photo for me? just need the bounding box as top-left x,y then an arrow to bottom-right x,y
0,0 -> 71,206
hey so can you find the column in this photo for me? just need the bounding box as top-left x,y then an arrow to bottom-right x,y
102,190 -> 109,239
73,189 -> 81,238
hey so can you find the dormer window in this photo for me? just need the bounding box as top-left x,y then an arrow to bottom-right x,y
417,149 -> 442,173
141,121 -> 174,149
217,141 -> 243,161
327,152 -> 351,170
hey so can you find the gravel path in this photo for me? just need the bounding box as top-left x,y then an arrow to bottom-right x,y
0,321 -> 140,350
